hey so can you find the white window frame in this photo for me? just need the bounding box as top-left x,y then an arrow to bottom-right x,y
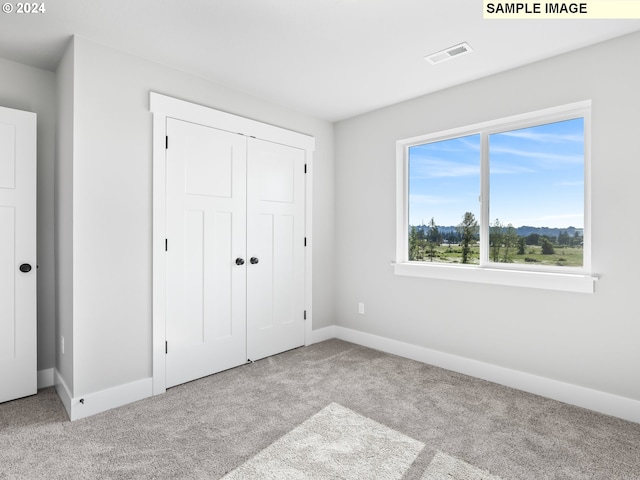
395,100 -> 597,293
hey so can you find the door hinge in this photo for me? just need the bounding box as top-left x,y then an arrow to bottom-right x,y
165,341 -> 168,354
165,136 -> 169,149
304,164 -> 307,174
304,310 -> 307,320
165,239 -> 168,251
304,237 -> 307,247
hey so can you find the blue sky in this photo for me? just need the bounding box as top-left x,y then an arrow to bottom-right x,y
408,118 -> 584,228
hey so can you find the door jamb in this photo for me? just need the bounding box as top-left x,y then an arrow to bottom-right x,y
150,92 -> 315,395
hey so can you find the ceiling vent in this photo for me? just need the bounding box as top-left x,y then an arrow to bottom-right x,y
424,42 -> 473,65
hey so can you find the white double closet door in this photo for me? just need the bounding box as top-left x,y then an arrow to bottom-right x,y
165,118 -> 306,388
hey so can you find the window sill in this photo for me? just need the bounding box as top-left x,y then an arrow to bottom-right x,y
393,262 -> 597,293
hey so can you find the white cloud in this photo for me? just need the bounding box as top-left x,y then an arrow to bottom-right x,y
410,158 -> 478,179
490,146 -> 583,164
409,193 -> 459,205
553,180 -> 584,187
498,130 -> 583,144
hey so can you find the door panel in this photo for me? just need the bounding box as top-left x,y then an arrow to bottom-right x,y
209,211 -> 234,339
165,119 -> 247,388
184,138 -> 233,197
0,107 -> 36,404
0,207 -> 16,361
182,209 -> 205,344
0,123 -> 16,189
273,215 -> 295,325
246,138 -> 305,361
252,214 -> 274,331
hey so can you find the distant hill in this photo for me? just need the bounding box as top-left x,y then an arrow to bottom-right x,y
413,224 -> 583,239
515,226 -> 582,238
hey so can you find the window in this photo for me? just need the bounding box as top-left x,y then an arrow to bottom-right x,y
408,134 -> 481,264
395,101 -> 596,293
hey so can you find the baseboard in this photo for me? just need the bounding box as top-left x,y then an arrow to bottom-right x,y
334,326 -> 640,424
48,326 -> 639,423
37,368 -> 54,389
68,378 -> 153,421
310,325 -> 336,344
53,371 -> 153,421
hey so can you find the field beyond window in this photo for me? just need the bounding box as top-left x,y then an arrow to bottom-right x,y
408,117 -> 584,268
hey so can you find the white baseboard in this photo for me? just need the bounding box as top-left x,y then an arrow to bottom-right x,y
69,378 -> 153,421
53,370 -> 153,421
37,368 -> 54,389
48,326 -> 639,424
333,326 -> 640,424
310,326 -> 336,344
54,369 -> 72,419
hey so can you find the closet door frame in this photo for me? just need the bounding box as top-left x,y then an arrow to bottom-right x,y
150,92 -> 315,395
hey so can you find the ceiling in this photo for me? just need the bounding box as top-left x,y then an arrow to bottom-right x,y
0,0 -> 639,121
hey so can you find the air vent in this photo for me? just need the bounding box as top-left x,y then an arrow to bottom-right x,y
425,42 -> 473,65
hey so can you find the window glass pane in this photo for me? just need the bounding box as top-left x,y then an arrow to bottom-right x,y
488,118 -> 584,267
408,134 -> 480,264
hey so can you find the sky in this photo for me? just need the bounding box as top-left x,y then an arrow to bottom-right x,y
408,117 -> 584,229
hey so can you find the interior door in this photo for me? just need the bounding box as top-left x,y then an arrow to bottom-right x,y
246,138 -> 306,361
165,118 -> 247,388
0,106 -> 37,404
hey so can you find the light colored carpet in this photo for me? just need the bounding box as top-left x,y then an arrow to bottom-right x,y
222,401 -> 503,480
421,451 -> 503,480
222,402 -> 425,479
2,340 -> 639,478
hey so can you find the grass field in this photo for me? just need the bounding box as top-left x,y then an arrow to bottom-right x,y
413,244 -> 583,267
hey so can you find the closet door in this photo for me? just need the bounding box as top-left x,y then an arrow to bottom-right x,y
246,138 -> 306,361
0,106 -> 36,404
165,119 -> 247,388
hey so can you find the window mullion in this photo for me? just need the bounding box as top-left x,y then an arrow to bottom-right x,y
479,132 -> 490,266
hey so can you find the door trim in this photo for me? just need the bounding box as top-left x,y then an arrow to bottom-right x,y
150,92 -> 315,395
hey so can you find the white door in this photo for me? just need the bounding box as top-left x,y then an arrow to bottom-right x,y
246,138 -> 306,361
0,106 -> 37,404
165,119 -> 247,388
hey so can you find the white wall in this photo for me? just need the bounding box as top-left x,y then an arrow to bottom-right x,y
65,36 -> 335,397
0,57 -> 56,374
55,39 -> 75,392
334,31 -> 640,403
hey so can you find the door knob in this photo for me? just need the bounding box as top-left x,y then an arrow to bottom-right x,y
250,257 -> 259,265
235,258 -> 245,266
19,263 -> 32,273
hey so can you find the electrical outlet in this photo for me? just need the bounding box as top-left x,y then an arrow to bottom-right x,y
358,302 -> 365,315
60,336 -> 65,354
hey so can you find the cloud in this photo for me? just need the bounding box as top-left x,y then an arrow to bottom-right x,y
497,130 -> 583,144
490,145 -> 583,164
489,163 -> 537,175
553,180 -> 584,187
413,135 -> 480,154
409,193 -> 459,206
410,158 -> 479,179
457,136 -> 481,151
